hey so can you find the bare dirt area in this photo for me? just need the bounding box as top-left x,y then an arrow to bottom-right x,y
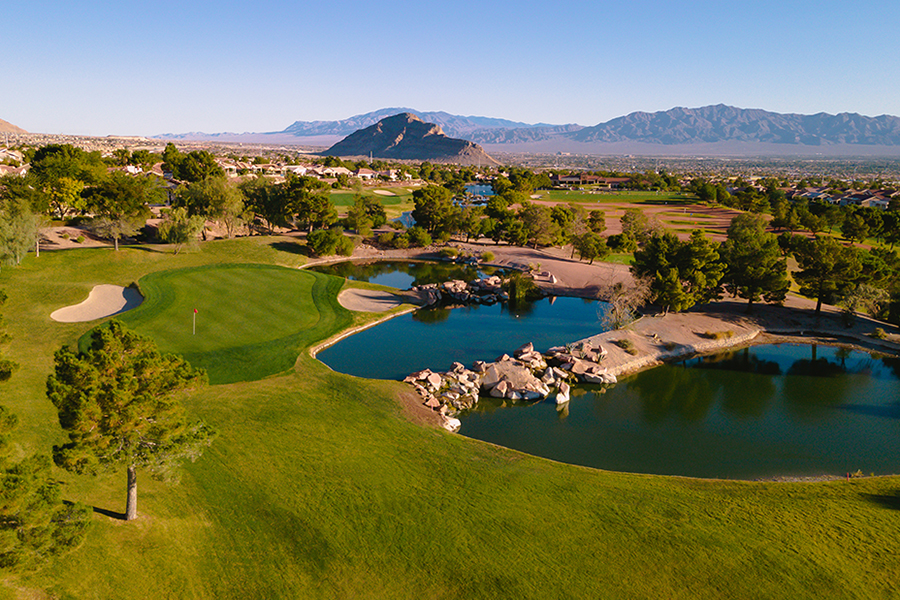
577,296 -> 900,379
40,226 -> 111,250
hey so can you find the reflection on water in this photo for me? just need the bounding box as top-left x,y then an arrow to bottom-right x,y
459,344 -> 900,479
319,295 -> 608,381
309,260 -> 502,290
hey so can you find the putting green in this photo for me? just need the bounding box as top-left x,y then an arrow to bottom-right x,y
88,264 -> 351,384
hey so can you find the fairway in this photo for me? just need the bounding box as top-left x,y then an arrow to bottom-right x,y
536,189 -> 695,204
2,240 -> 899,599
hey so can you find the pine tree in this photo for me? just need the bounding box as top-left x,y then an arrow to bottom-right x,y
720,214 -> 790,311
47,321 -> 215,521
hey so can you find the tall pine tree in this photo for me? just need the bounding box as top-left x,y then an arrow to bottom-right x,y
47,321 -> 215,521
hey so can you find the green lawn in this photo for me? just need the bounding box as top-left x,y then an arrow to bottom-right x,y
602,252 -> 634,266
330,188 -> 415,220
536,190 -> 696,205
2,240 -> 899,599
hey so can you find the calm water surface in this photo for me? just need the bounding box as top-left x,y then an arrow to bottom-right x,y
318,296 -> 608,381
315,261 -> 900,479
460,344 -> 900,479
310,260 -> 503,290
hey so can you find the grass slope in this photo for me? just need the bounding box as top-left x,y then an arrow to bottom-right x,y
1,240 -> 899,599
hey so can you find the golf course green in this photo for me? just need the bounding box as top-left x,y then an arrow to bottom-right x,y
2,237 -> 898,599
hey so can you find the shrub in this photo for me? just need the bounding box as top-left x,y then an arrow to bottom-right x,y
871,327 -> 887,340
336,236 -> 355,256
75,235 -> 85,244
436,231 -> 452,244
439,247 -> 458,259
407,226 -> 432,248
615,338 -> 638,355
377,232 -> 395,246
307,228 -> 346,256
663,341 -> 677,351
702,330 -> 734,340
61,232 -> 70,240
607,233 -> 638,253
392,234 -> 410,249
504,272 -> 541,303
481,251 -> 494,263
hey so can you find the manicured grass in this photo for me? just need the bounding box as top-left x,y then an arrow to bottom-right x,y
102,265 -> 350,383
2,239 -> 899,598
602,252 -> 634,266
536,190 -> 696,205
330,188 -> 415,220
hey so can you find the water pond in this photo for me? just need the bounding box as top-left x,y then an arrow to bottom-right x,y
461,343 -> 900,479
315,261 -> 900,479
318,295 -> 607,381
309,260 -> 503,291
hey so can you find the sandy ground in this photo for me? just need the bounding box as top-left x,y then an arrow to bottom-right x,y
372,190 -> 396,196
50,285 -> 144,323
337,288 -> 414,312
40,226 -> 111,250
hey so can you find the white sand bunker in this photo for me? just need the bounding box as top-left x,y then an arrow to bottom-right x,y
51,285 -> 143,323
372,190 -> 395,196
337,288 -> 406,313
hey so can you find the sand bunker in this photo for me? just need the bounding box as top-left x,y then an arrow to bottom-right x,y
372,190 -> 395,196
50,285 -> 143,323
338,288 -> 408,312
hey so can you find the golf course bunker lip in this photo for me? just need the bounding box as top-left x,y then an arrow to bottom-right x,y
50,285 -> 144,323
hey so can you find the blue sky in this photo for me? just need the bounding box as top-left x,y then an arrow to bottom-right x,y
5,0 -> 900,135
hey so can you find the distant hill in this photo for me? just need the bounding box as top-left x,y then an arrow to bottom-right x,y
323,113 -> 499,165
0,118 -> 27,134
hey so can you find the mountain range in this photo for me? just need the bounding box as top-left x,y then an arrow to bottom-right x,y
154,105 -> 900,157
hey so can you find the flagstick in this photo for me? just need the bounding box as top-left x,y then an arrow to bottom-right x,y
193,310 -> 196,335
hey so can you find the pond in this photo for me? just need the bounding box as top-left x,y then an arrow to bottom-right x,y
309,260 -> 503,291
318,295 -> 608,381
460,344 -> 900,479
315,261 -> 900,479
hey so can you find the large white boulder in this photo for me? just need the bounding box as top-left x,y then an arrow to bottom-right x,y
556,381 -> 571,404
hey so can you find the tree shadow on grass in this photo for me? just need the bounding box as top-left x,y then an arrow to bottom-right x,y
93,506 -> 127,521
863,491 -> 900,511
270,240 -> 311,257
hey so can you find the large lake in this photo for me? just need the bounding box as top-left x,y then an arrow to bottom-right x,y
315,261 -> 900,479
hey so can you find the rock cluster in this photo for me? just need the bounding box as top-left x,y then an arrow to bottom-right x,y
405,340 -> 618,432
412,276 -> 509,306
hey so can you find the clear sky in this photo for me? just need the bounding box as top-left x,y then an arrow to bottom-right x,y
5,0 -> 900,136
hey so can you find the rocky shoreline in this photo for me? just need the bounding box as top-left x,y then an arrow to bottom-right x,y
404,340 -> 618,432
